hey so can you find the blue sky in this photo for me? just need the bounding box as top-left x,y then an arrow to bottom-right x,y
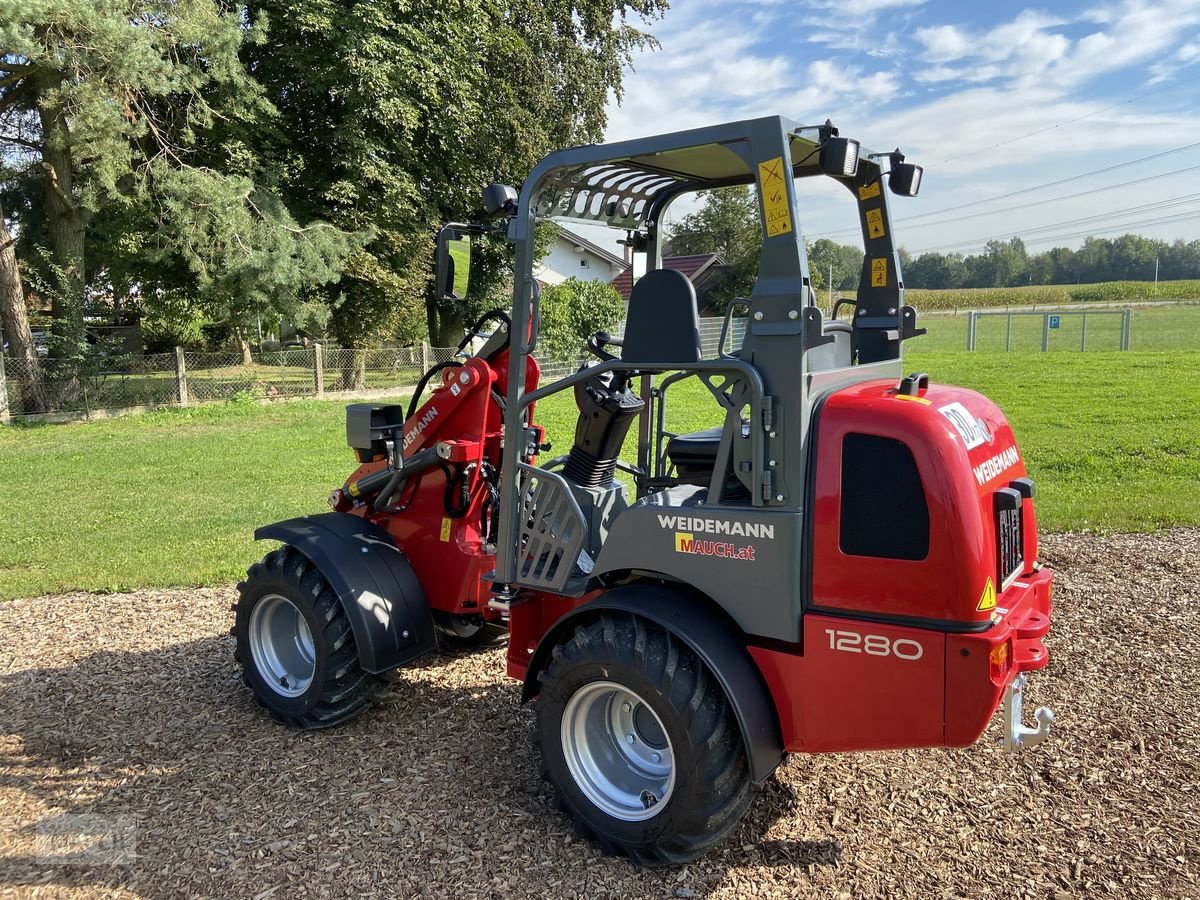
595,0 -> 1200,258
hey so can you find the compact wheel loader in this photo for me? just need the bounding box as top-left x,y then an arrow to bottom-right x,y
234,116 -> 1055,865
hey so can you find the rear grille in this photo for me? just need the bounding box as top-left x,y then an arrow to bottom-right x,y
994,488 -> 1024,587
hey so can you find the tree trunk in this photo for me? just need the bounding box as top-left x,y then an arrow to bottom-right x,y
35,69 -> 87,357
339,349 -> 366,391
0,201 -> 46,413
234,327 -> 254,366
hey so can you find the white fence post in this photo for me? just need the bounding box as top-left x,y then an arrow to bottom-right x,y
421,341 -> 431,371
313,343 -> 325,397
174,347 -> 189,407
0,351 -> 10,423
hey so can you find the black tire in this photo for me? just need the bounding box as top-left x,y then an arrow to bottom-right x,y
535,612 -> 752,866
234,545 -> 382,729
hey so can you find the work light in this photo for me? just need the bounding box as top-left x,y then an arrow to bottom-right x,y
886,150 -> 923,196
820,137 -> 861,177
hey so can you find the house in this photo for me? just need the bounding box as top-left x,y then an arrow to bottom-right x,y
536,227 -> 627,286
611,254 -> 731,316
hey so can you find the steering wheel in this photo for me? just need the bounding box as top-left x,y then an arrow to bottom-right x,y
586,331 -> 624,362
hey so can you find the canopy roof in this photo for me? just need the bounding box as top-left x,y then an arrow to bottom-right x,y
531,125 -> 849,229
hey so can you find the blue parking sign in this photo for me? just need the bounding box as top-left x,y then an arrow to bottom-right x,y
1048,315 -> 1061,329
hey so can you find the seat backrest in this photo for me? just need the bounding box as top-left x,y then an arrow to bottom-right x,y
621,268 -> 702,365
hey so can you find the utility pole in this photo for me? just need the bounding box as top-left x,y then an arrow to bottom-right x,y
828,263 -> 833,310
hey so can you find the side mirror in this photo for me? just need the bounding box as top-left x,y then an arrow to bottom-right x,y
889,162 -> 924,197
435,228 -> 472,300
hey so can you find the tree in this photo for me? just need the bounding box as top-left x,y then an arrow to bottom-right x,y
0,196 -> 44,412
0,0 -> 352,363
538,277 -> 625,363
243,0 -> 666,348
806,238 -> 863,295
667,186 -> 761,310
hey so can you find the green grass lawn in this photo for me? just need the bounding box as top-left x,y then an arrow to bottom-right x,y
1,349 -> 1196,598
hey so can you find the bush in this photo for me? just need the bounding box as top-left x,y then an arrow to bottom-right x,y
538,278 -> 626,363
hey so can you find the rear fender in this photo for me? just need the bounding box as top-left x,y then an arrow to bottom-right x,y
255,513 -> 436,673
521,585 -> 785,784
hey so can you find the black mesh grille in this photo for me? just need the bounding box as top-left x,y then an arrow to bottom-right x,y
996,505 -> 1024,585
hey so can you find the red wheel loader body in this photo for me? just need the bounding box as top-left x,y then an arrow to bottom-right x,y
239,115 -> 1056,864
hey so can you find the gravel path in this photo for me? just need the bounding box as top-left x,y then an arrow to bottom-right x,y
1,530 -> 1198,899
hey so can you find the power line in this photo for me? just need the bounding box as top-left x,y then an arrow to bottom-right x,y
915,196 -> 1200,254
927,210 -> 1200,256
929,74 -> 1200,167
808,141 -> 1200,239
870,164 -> 1200,234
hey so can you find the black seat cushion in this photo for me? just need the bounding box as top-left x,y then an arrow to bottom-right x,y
666,425 -> 724,471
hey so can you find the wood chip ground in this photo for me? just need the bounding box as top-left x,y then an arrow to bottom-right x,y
1,530 -> 1197,898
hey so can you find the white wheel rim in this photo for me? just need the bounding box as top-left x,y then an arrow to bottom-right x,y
248,594 -> 316,697
560,681 -> 675,822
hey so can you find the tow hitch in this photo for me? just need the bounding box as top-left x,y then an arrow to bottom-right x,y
1000,673 -> 1054,751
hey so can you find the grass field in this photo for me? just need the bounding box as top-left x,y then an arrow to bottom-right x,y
1,348 -> 1196,599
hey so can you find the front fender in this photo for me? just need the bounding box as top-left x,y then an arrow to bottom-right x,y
521,585 -> 785,784
256,513 -> 436,673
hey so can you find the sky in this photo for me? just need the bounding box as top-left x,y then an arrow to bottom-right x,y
582,0 -> 1200,260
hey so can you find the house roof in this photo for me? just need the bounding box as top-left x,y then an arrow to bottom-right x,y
554,226 -> 626,269
611,253 -> 726,302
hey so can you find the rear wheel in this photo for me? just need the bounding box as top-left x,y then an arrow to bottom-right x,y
535,612 -> 752,866
234,546 -> 382,728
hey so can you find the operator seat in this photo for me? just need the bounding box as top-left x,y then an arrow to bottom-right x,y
620,268 -> 702,364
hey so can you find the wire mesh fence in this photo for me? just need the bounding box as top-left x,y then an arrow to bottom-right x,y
1,318 -> 750,422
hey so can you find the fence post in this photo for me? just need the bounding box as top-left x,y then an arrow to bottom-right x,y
174,346 -> 189,407
313,343 -> 325,397
1081,313 -> 1088,352
421,341 -> 431,371
1005,313 -> 1012,352
966,311 -> 976,351
0,351 -> 10,423
1041,314 -> 1049,352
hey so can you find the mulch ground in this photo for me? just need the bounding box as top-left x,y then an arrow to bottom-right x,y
1,530 -> 1197,899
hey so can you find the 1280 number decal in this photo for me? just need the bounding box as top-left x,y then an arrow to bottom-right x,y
824,629 -> 924,660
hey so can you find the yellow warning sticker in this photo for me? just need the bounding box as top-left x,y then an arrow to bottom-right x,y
893,394 -> 932,405
865,207 -> 885,239
440,517 -> 452,542
858,181 -> 881,200
347,481 -> 360,498
870,257 -> 887,287
977,577 -> 997,612
757,156 -> 792,237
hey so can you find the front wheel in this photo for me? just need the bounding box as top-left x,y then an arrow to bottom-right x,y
535,612 -> 752,866
234,546 -> 382,728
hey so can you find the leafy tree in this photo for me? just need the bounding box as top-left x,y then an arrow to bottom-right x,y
806,238 -> 863,295
243,0 -> 666,348
666,186 -> 761,310
538,277 -> 625,363
0,0 -> 353,364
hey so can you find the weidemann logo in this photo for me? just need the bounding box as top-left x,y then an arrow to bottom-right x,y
973,445 -> 1020,486
403,406 -> 438,450
656,515 -> 774,540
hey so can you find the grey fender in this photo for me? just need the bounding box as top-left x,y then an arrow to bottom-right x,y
255,513 -> 436,673
521,584 -> 785,784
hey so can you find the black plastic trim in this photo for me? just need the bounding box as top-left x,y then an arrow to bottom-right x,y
806,604 -> 994,634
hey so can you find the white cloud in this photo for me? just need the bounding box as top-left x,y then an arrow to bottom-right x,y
806,0 -> 927,13
913,24 -> 971,63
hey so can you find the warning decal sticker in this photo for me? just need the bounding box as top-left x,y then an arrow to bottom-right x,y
870,257 -> 887,287
977,577 -> 997,611
865,207 -> 885,239
858,181 -> 881,200
938,401 -> 987,450
758,156 -> 793,237
440,517 -> 452,542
